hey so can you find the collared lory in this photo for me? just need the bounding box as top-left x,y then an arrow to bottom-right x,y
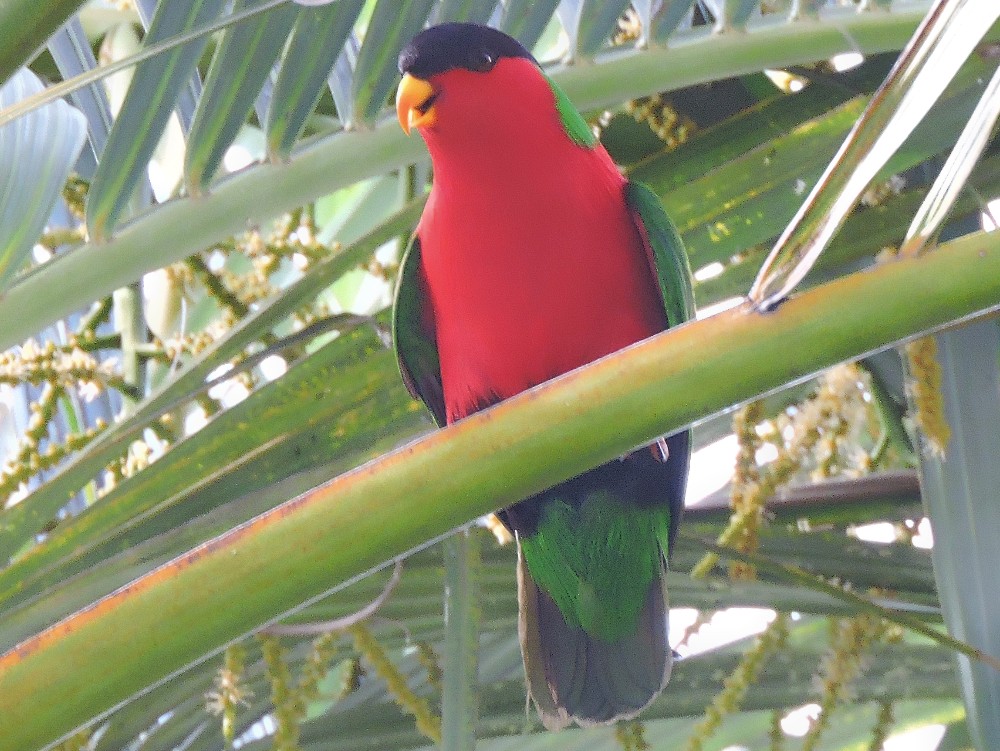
392,22 -> 695,728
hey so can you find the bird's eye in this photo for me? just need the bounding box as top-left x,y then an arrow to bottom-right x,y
468,49 -> 496,72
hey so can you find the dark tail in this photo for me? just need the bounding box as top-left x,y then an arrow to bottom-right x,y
517,545 -> 671,729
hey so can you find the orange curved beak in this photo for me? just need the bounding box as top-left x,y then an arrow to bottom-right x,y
396,73 -> 437,135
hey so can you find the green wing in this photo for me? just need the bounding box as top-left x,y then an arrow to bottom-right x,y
626,179 -> 695,539
392,235 -> 446,427
625,180 -> 696,329
544,74 -> 598,148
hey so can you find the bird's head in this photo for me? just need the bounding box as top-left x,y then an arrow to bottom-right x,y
396,23 -> 556,160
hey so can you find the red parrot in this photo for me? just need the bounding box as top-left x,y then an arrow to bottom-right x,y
392,22 -> 694,728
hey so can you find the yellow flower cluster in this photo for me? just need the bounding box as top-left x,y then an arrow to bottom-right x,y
0,338 -> 123,392
348,624 -> 442,743
205,644 -> 251,745
414,642 -> 443,693
626,95 -> 695,150
0,383 -> 105,505
802,614 -> 889,751
257,631 -> 345,751
692,364 -> 872,579
867,699 -> 895,751
904,337 -> 951,458
615,719 -> 650,751
685,614 -> 790,751
729,400 -> 766,580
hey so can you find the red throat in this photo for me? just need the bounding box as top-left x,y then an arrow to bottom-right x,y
415,58 -> 667,422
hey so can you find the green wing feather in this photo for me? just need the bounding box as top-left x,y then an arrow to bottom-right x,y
392,235 -> 446,427
626,177 -> 696,553
625,179 -> 697,329
544,75 -> 598,148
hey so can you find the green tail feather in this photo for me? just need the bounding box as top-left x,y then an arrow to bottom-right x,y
519,492 -> 671,642
517,544 -> 672,729
514,485 -> 674,727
